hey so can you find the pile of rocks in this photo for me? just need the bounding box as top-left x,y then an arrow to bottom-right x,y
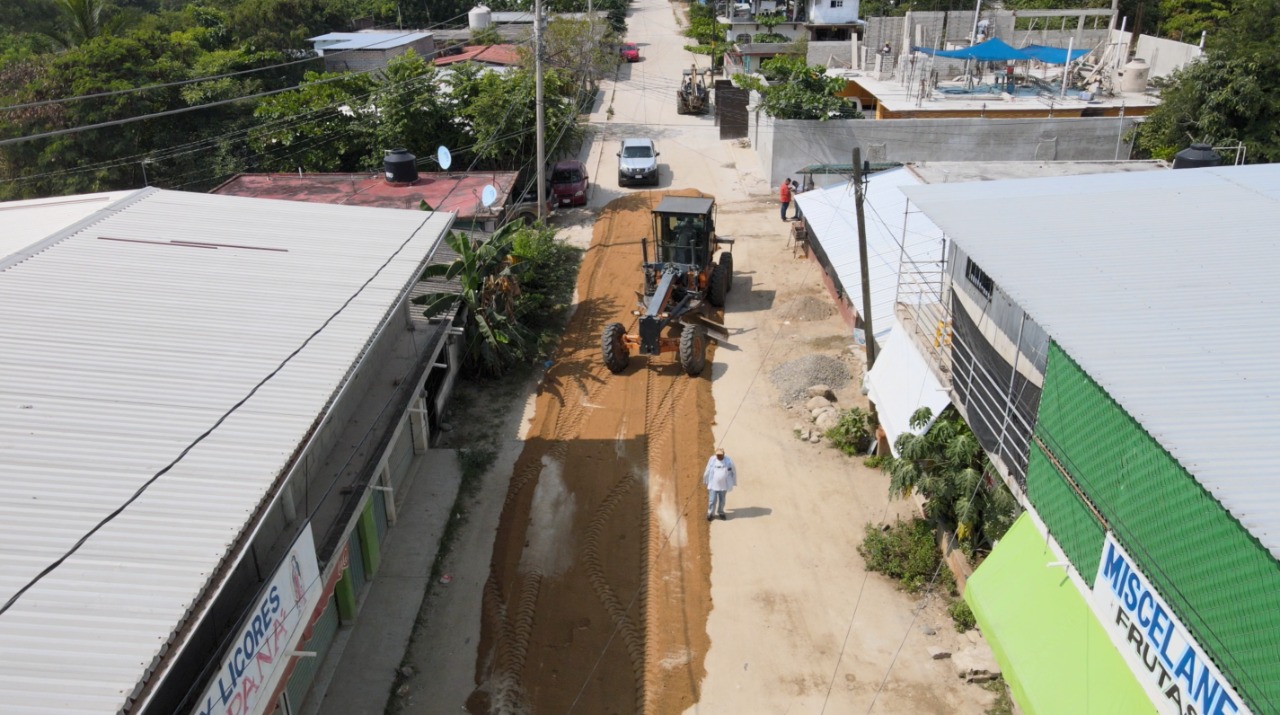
793,384 -> 842,444
951,645 -> 1001,684
769,354 -> 850,406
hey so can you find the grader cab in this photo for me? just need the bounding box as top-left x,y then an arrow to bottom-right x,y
601,196 -> 733,375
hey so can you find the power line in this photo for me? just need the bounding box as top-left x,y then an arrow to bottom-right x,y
0,71 -> 376,148
0,20 -> 469,113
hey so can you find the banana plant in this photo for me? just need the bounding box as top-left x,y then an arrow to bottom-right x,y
414,224 -> 531,377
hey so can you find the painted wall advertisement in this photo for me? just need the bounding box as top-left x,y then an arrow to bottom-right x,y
194,523 -> 321,715
1090,532 -> 1251,715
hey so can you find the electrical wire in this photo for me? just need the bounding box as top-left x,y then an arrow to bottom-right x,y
0,18 -> 468,112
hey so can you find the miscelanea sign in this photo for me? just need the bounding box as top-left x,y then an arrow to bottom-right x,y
1091,532 -> 1250,715
194,523 -> 321,715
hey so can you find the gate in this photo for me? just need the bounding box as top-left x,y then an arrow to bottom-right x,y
716,83 -> 749,140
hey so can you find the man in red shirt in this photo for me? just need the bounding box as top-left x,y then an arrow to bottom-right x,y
779,178 -> 793,221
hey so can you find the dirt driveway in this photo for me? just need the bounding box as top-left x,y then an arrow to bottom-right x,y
387,0 -> 1002,711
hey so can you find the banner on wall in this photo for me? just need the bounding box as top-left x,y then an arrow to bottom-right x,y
193,524 -> 321,715
1090,532 -> 1251,715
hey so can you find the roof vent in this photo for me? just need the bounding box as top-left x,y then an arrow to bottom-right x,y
1171,143 -> 1221,170
384,148 -> 418,185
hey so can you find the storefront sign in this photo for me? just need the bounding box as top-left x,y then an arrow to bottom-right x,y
1091,533 -> 1250,715
194,524 -> 321,715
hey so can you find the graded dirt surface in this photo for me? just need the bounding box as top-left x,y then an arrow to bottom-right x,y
467,190 -> 717,714
383,0 -> 1005,710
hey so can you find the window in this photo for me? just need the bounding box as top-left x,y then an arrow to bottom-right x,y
830,0 -> 843,6
965,258 -> 994,299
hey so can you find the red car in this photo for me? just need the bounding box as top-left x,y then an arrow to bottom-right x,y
550,160 -> 589,207
619,42 -> 640,62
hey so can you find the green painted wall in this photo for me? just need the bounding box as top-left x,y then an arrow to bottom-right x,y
1029,342 -> 1280,714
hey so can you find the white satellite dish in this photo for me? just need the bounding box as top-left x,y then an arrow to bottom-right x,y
437,145 -> 452,171
481,184 -> 498,208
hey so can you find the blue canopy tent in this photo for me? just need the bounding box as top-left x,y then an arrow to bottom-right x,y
911,38 -> 1088,64
1021,44 -> 1090,64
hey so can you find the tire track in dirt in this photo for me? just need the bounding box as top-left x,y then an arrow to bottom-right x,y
469,191 -> 715,715
476,196 -> 637,713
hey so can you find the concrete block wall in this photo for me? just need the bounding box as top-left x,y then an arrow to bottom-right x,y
808,41 -> 852,67
752,114 -> 1138,187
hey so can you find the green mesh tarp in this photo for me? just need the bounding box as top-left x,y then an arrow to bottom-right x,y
965,514 -> 1155,715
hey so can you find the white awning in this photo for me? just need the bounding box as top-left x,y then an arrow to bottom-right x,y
865,318 -> 951,456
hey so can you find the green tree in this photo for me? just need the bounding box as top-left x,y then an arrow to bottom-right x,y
1135,0 -> 1280,162
42,0 -> 134,49
885,407 -> 1017,552
249,68 -> 378,172
0,30 -> 215,198
734,55 -> 861,120
463,66 -> 583,167
542,16 -> 616,91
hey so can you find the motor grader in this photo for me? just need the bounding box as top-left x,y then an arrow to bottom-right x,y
601,196 -> 732,376
676,65 -> 712,115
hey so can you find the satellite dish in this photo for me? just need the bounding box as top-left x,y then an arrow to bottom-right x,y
437,145 -> 452,171
481,184 -> 498,208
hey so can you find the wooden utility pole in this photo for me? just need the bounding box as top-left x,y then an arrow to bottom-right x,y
852,147 -> 877,368
534,0 -> 547,219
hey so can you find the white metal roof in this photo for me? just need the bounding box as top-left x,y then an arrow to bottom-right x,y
793,168 -> 949,343
902,164 -> 1280,558
0,191 -> 134,262
308,31 -> 432,51
866,317 -> 951,456
0,188 -> 452,712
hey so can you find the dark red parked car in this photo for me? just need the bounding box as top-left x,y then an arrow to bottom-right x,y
619,42 -> 640,62
550,160 -> 589,207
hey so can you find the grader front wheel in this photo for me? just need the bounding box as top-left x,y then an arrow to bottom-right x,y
679,325 -> 708,375
602,322 -> 630,374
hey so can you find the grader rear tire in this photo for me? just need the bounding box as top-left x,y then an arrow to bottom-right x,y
602,322 -> 630,374
720,252 -> 734,292
679,325 -> 707,376
708,258 -> 729,307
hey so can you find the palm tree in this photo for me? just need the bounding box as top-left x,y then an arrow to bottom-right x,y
42,0 -> 130,49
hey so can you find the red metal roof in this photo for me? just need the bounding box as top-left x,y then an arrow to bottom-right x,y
210,171 -> 518,221
433,44 -> 524,67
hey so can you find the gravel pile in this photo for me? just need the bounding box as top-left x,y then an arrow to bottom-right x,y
769,355 -> 850,405
787,295 -> 837,321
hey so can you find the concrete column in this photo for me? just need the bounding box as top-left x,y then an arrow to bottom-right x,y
409,396 -> 429,454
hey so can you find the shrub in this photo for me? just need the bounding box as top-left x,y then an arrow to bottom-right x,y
826,407 -> 872,455
948,599 -> 977,632
863,454 -> 886,469
858,518 -> 941,593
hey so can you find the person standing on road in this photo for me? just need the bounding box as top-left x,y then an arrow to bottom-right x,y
703,447 -> 737,521
779,178 -> 793,221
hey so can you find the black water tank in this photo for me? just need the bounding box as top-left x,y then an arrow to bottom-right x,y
1172,143 -> 1221,169
384,148 -> 418,184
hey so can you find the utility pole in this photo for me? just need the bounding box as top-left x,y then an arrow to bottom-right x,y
534,0 -> 547,220
852,147 -> 877,369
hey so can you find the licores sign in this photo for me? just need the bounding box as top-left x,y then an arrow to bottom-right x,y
1090,532 -> 1251,715
193,524 -> 321,715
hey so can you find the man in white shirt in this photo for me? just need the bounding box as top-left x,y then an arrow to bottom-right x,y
703,447 -> 737,521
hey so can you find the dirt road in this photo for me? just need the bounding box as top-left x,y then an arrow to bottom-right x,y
466,191 -> 716,714
390,0 -> 1004,711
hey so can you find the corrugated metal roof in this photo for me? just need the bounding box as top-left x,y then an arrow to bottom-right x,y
0,191 -> 135,262
0,188 -> 452,712
901,164 -> 1280,558
309,31 -> 432,51
793,168 -> 948,342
